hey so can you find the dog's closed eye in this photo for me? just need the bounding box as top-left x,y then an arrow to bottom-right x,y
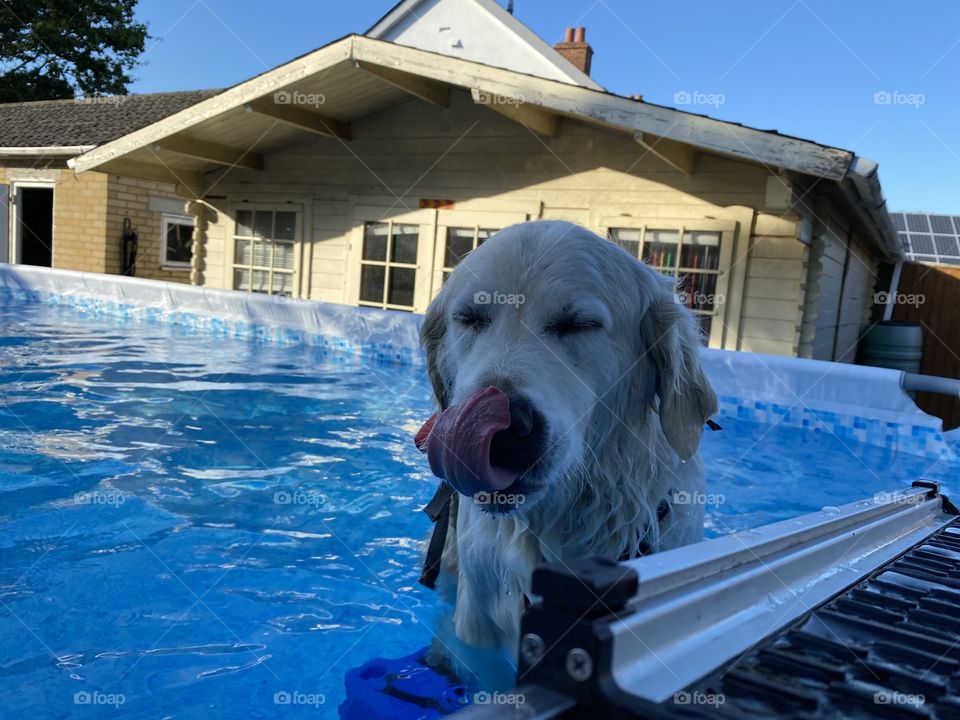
452,307 -> 491,331
545,311 -> 604,338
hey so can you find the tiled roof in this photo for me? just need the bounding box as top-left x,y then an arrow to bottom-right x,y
0,90 -> 221,148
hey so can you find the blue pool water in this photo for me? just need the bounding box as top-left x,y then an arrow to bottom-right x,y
0,299 -> 955,718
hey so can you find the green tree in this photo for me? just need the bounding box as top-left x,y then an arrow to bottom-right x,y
0,0 -> 148,103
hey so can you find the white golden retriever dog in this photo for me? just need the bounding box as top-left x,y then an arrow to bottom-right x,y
416,220 -> 717,675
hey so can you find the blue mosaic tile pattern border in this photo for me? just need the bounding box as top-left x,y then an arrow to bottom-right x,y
0,286 -> 424,368
0,272 -> 952,461
715,394 -> 950,458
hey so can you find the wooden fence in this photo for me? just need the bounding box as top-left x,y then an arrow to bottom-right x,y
892,263 -> 960,430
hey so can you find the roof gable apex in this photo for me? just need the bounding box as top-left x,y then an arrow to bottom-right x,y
366,0 -> 602,90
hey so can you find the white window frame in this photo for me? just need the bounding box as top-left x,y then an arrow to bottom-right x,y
228,204 -> 304,297
160,212 -> 195,270
346,207 -> 531,313
600,217 -> 738,349
347,206 -> 438,313
431,210 -> 528,296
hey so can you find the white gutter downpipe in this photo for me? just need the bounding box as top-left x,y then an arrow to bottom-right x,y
883,259 -> 904,321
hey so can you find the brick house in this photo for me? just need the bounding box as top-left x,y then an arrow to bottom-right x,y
0,90 -> 216,280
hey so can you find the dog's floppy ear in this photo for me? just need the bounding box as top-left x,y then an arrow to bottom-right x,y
420,293 -> 451,409
641,292 -> 718,459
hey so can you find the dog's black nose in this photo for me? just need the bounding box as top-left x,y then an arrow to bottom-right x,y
489,393 -> 546,476
509,395 -> 535,437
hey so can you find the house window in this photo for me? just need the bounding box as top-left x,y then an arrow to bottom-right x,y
161,213 -> 195,269
349,207 -> 529,313
232,209 -> 298,296
608,225 -> 728,342
439,226 -> 496,284
358,221 -> 420,310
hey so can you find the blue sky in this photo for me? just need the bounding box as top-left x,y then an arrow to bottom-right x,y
129,0 -> 960,214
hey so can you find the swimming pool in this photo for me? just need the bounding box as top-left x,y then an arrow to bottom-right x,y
0,286 -> 956,718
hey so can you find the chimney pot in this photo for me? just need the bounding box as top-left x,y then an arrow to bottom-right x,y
555,25 -> 594,76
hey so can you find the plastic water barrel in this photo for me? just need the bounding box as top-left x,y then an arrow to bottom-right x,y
859,322 -> 923,374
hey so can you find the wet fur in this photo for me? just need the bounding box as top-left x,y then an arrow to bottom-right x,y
419,221 -> 717,679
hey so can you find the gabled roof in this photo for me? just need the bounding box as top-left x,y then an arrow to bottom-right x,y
68,35 -> 898,259
366,0 -> 602,90
0,90 -> 220,152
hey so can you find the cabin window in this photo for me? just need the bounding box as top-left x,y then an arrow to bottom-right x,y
348,207 -> 530,313
358,221 -> 421,310
439,226 -> 496,284
607,222 -> 735,347
160,213 -> 194,269
232,209 -> 298,296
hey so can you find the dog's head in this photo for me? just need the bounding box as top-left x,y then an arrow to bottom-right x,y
419,221 -> 717,515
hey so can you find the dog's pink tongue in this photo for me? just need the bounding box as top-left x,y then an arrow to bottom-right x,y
422,386 -> 518,496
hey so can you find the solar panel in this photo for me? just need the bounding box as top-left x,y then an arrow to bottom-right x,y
906,213 -> 930,232
930,215 -> 954,233
891,212 -> 960,266
909,233 -> 936,254
934,235 -> 960,256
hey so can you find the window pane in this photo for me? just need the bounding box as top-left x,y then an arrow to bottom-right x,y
444,227 -> 474,267
233,268 -> 250,291
681,231 -> 721,270
359,264 -> 385,303
236,210 -> 254,236
694,314 -> 712,341
251,270 -> 270,293
252,241 -> 270,267
679,272 -> 718,312
391,224 -> 419,264
273,272 -> 293,296
642,230 -> 680,272
477,228 -> 495,245
253,211 -> 273,239
608,228 -> 641,258
363,223 -> 388,261
275,211 -> 296,240
234,239 -> 251,265
387,267 -> 416,307
165,222 -> 193,264
273,242 -> 295,270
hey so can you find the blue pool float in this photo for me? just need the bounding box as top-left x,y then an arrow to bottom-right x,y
339,646 -> 474,719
